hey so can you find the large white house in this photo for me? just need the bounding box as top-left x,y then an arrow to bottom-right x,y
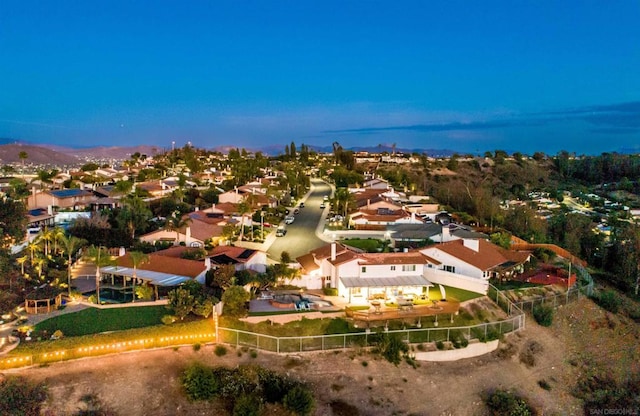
296,239 -> 531,304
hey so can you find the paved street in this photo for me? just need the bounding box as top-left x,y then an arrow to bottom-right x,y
267,178 -> 333,261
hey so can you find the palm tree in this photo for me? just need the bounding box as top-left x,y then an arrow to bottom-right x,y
17,255 -> 28,275
165,212 -> 191,245
18,151 -> 28,167
40,227 -> 54,257
27,240 -> 40,266
52,226 -> 65,255
129,251 -> 150,303
59,235 -> 86,296
84,245 -> 115,304
237,201 -> 250,241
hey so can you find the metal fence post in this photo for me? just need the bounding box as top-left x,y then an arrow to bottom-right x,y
277,338 -> 280,354
446,328 -> 450,342
236,330 -> 239,347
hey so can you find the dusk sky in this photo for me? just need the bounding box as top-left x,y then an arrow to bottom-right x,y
1,1 -> 639,155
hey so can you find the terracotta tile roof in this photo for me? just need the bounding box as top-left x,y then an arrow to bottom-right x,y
328,250 -> 359,266
213,202 -> 239,215
115,252 -> 206,278
153,246 -> 201,258
309,243 -> 352,261
358,252 -> 441,266
430,239 -> 528,271
296,253 -> 320,272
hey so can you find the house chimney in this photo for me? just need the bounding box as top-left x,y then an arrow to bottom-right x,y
47,205 -> 53,215
441,226 -> 450,242
186,226 -> 192,244
204,257 -> 211,270
462,239 -> 480,252
212,203 -> 216,210
367,199 -> 370,209
195,206 -> 199,212
331,242 -> 337,261
119,247 -> 126,257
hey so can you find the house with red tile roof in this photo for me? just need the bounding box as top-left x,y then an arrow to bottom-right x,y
296,242 -> 440,304
296,238 -> 531,303
208,245 -> 267,273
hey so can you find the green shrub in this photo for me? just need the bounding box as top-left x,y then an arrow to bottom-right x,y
181,363 -> 219,401
214,345 -> 227,357
519,340 -> 543,368
325,318 -> 352,334
532,304 -> 554,327
484,389 -> 533,416
592,290 -> 621,313
161,315 -> 176,325
322,287 -> 338,296
193,343 -> 201,352
249,350 -> 258,359
361,361 -> 368,367
573,370 -> 640,413
283,385 -> 315,416
233,394 -> 262,416
257,369 -> 297,403
0,376 -> 48,416
373,333 -> 409,366
436,340 -> 445,350
538,379 -> 551,390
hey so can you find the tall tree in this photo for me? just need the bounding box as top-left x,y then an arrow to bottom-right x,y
129,251 -> 150,302
18,151 -> 28,167
84,245 -> 115,304
59,235 -> 86,296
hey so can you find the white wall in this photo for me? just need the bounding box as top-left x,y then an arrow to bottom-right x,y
420,247 -> 484,279
358,263 -> 422,278
423,268 -> 488,295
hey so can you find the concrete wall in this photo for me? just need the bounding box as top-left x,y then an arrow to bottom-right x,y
414,339 -> 499,361
423,268 -> 489,295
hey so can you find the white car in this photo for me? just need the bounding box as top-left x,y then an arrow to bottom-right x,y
320,202 -> 326,209
284,216 -> 295,224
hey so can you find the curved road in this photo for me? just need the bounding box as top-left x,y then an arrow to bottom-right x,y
267,179 -> 332,261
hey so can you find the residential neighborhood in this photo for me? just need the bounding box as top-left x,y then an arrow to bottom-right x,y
1,144 -> 639,415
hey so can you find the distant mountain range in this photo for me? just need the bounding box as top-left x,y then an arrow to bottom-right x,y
0,139 -> 458,165
2,137 -> 638,166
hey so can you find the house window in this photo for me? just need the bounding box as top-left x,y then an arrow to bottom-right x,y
444,265 -> 456,273
352,287 -> 362,296
402,265 -> 416,272
390,266 -> 396,271
361,266 -> 367,273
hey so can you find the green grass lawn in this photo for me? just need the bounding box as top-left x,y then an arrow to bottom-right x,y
428,285 -> 483,302
11,319 -> 214,357
34,306 -> 169,337
342,238 -> 384,252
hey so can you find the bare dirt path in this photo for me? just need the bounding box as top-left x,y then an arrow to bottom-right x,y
5,297 -> 637,415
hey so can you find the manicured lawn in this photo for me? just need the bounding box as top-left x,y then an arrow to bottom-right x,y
219,316 -> 361,337
11,319 -> 215,356
34,306 -> 170,337
429,285 -> 483,302
342,238 -> 385,253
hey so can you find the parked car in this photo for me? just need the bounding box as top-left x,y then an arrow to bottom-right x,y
293,208 -> 300,215
284,216 -> 295,224
276,226 -> 287,237
320,202 -> 326,209
299,202 -> 305,208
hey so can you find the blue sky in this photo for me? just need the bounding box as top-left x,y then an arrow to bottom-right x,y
1,1 -> 639,155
